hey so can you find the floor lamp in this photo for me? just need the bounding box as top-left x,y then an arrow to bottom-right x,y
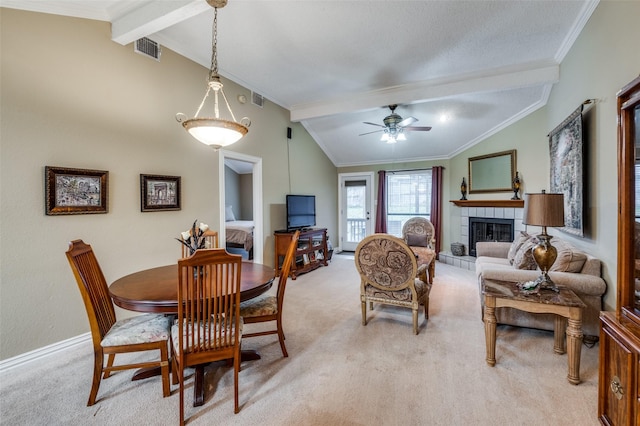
522,191 -> 565,292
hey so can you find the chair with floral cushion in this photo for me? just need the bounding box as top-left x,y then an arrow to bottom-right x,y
402,217 -> 436,284
355,233 -> 432,334
239,230 -> 299,357
65,239 -> 171,406
173,248 -> 244,423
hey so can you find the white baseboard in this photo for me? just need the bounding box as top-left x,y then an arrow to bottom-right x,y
0,333 -> 91,375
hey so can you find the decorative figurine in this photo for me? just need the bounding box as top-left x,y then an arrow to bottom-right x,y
511,171 -> 521,200
460,177 -> 467,200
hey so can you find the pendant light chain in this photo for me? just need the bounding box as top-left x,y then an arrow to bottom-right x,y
209,8 -> 218,80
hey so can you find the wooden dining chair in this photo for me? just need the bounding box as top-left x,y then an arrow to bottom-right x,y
65,239 -> 171,406
180,229 -> 219,258
173,249 -> 244,424
239,230 -> 299,357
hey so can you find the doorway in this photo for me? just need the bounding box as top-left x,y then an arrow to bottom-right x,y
218,150 -> 263,264
339,172 -> 374,252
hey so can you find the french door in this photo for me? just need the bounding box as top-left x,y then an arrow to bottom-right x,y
339,173 -> 374,252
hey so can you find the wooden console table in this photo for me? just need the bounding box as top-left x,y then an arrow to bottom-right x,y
482,278 -> 586,384
274,228 -> 328,279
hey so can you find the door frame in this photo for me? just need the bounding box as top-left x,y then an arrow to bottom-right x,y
218,150 -> 263,264
338,172 -> 375,252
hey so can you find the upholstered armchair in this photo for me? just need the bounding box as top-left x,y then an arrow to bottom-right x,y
402,217 -> 436,284
355,234 -> 432,334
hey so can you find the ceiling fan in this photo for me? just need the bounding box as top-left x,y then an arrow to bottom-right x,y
359,104 -> 432,143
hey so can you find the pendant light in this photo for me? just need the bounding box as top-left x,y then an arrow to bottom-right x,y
176,0 -> 249,149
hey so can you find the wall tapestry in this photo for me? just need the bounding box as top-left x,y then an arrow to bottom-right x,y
548,105 -> 584,237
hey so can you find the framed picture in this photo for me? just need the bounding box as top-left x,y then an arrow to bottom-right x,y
549,106 -> 584,237
45,166 -> 108,215
140,174 -> 181,212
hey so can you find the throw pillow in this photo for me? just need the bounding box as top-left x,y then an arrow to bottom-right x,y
407,233 -> 429,247
507,231 -> 532,265
550,239 -> 587,272
512,238 -> 539,270
225,205 -> 236,222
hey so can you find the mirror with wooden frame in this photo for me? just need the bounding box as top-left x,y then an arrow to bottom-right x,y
468,150 -> 516,193
617,75 -> 640,324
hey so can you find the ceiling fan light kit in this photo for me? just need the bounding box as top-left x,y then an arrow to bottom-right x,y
361,104 -> 431,143
176,0 -> 249,149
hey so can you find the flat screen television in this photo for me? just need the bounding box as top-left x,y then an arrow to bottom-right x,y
286,194 -> 316,230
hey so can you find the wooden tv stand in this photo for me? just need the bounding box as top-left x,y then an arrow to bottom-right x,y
274,228 -> 328,279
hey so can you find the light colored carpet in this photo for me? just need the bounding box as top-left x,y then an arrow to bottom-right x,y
0,256 -> 599,425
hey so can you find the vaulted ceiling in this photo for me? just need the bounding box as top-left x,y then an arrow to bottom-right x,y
3,0 -> 599,166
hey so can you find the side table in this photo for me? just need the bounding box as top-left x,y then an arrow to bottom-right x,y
482,277 -> 586,385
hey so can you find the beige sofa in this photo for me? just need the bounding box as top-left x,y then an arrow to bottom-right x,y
475,236 -> 607,337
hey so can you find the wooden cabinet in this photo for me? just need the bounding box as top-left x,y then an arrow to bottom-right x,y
598,76 -> 640,425
599,312 -> 640,425
274,228 -> 328,279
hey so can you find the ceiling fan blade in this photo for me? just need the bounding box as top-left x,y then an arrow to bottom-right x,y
363,121 -> 385,128
359,129 -> 384,136
398,116 -> 418,127
403,126 -> 432,131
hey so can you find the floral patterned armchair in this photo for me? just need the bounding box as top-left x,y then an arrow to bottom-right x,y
402,217 -> 436,284
355,234 -> 432,334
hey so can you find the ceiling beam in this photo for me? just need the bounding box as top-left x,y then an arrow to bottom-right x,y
111,0 -> 208,45
290,63 -> 559,122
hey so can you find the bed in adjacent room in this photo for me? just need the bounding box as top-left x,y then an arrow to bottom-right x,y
225,220 -> 254,260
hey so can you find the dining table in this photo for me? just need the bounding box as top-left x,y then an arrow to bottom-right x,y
109,261 -> 275,407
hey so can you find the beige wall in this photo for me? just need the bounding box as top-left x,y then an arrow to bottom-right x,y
0,9 -> 337,360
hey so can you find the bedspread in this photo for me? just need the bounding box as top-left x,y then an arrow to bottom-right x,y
225,220 -> 254,252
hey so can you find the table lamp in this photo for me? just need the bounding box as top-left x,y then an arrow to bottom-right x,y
522,190 -> 565,292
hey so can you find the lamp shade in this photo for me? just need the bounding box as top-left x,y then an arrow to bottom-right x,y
522,192 -> 565,227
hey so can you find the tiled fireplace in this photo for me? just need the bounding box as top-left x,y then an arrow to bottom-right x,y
440,203 -> 524,271
468,217 -> 514,257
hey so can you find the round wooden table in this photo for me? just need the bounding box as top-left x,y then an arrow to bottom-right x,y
110,262 -> 275,313
109,261 -> 275,407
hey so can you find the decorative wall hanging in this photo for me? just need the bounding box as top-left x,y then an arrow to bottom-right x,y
548,104 -> 585,237
140,174 -> 181,212
45,166 -> 108,215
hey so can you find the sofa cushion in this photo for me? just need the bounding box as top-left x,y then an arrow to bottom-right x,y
407,233 -> 429,247
512,238 -> 538,270
550,239 -> 587,273
507,231 -> 532,265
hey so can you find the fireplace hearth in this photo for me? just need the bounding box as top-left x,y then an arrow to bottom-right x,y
469,217 -> 514,256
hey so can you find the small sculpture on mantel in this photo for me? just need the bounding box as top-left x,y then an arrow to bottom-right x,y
511,171 -> 521,200
460,177 -> 468,200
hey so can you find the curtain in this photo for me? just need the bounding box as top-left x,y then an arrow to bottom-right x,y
430,166 -> 443,259
375,170 -> 387,233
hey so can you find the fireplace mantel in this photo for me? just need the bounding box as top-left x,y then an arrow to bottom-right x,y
450,200 -> 524,208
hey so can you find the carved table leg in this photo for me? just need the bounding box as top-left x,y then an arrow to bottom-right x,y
566,315 -> 583,385
484,296 -> 497,367
554,316 -> 567,355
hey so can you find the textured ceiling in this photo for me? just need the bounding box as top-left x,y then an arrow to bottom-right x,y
3,0 -> 599,166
